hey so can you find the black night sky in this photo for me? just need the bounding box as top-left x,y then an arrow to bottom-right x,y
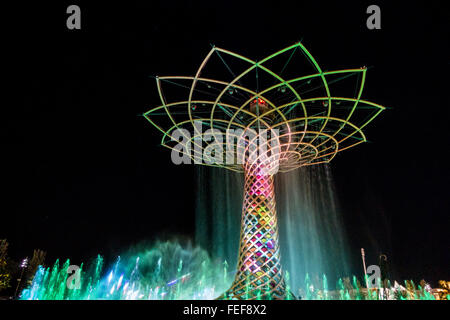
2,1 -> 449,286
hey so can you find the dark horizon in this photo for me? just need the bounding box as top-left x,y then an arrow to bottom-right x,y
2,1 -> 449,287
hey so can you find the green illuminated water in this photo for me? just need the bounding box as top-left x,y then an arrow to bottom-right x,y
21,249 -> 436,300
196,164 -> 351,293
19,165 -> 439,300
21,241 -> 232,300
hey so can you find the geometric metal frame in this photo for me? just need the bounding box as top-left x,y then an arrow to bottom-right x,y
143,42 -> 385,299
143,42 -> 385,173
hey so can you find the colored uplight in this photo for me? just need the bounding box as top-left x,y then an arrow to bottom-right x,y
108,271 -> 113,284
167,273 -> 191,287
20,258 -> 28,268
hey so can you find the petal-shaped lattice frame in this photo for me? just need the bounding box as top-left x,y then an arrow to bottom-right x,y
143,42 -> 385,172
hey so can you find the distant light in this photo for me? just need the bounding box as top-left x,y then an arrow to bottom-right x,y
20,258 -> 28,268
278,85 -> 287,93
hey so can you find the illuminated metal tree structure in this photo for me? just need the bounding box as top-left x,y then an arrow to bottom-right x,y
143,43 -> 385,299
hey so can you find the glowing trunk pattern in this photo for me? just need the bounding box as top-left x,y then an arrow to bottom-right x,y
223,163 -> 287,299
